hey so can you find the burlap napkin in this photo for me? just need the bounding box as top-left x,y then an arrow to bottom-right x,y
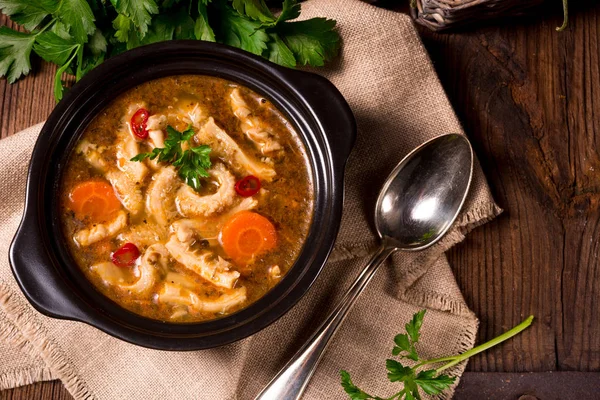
0,1 -> 502,399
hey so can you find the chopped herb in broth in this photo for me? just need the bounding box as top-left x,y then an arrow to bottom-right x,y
60,75 -> 313,323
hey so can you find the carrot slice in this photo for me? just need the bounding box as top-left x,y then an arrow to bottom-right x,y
221,211 -> 277,265
68,181 -> 121,222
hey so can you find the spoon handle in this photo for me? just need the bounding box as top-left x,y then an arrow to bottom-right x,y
255,243 -> 397,400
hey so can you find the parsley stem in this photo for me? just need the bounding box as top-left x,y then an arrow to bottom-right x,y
414,356 -> 457,369
382,388 -> 406,400
435,315 -> 534,373
35,19 -> 56,36
556,0 -> 569,32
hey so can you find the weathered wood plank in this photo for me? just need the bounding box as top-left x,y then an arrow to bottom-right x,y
420,0 -> 600,372
454,372 -> 600,399
0,15 -> 57,139
0,381 -> 71,400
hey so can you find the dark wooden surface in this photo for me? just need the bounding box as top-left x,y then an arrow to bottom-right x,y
2,1 -> 600,398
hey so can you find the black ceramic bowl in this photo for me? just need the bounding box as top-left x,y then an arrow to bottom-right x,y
9,41 -> 355,350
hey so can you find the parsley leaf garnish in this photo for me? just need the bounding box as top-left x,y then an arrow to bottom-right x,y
266,33 -> 295,68
33,31 -> 79,65
341,311 -> 534,400
214,2 -> 269,56
231,0 -> 274,24
276,18 -> 340,67
274,0 -> 300,24
110,0 -> 159,39
340,371 -> 379,400
56,0 -> 96,43
0,0 -> 57,31
0,27 -> 36,83
1,0 -> 341,100
131,125 -> 212,191
259,0 -> 299,28
413,370 -> 455,396
405,309 -> 425,343
195,2 -> 215,41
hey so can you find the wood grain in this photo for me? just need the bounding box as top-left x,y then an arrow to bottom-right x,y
1,1 -> 600,398
423,0 -> 600,373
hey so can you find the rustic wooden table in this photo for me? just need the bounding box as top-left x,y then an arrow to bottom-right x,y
2,1 -> 600,399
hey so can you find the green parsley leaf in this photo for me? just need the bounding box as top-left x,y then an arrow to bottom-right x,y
215,4 -> 269,56
131,125 -> 212,190
393,333 -> 410,353
130,147 -> 162,162
405,310 -> 425,343
3,0 -> 341,98
392,333 -> 419,361
110,0 -> 159,39
174,145 -> 212,190
161,0 -> 183,8
0,27 -> 36,83
180,125 -> 196,141
0,0 -> 57,31
54,62 -> 69,101
277,18 -> 339,66
413,370 -> 455,395
79,52 -> 104,77
34,31 -> 79,65
55,0 -> 96,43
88,0 -> 108,16
113,14 -> 134,43
259,0 -> 300,28
276,0 -> 301,24
54,46 -> 79,101
385,359 -> 413,383
144,15 -> 176,43
171,9 -> 196,40
340,371 -> 374,400
131,8 -> 197,47
231,0 -> 274,24
341,310 -> 534,400
266,33 -> 295,68
195,2 -> 215,41
88,29 -> 108,55
406,347 -> 419,361
404,380 -> 421,400
50,21 -> 72,40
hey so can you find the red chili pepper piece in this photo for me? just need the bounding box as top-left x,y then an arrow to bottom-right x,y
130,108 -> 150,139
235,175 -> 261,197
111,242 -> 140,267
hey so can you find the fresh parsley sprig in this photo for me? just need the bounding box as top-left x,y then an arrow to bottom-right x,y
341,310 -> 534,400
131,125 -> 211,191
0,0 -> 340,102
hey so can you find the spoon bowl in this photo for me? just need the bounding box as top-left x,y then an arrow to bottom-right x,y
256,133 -> 474,400
376,134 -> 473,250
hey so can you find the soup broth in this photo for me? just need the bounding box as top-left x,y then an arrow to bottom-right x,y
60,75 -> 313,322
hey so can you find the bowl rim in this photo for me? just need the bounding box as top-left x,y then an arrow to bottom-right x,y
9,40 -> 356,350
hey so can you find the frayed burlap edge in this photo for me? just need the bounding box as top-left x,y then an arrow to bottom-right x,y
330,202 -> 502,291
436,313 -> 479,399
0,367 -> 54,392
0,316 -> 54,390
0,280 -> 97,400
397,202 -> 502,289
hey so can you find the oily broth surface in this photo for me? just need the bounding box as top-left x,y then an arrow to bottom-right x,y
60,75 -> 313,322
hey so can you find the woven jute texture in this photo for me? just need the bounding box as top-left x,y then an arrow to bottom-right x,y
0,1 -> 502,399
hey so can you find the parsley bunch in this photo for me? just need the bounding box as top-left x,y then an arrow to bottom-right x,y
131,125 -> 211,191
341,310 -> 534,400
0,0 -> 340,101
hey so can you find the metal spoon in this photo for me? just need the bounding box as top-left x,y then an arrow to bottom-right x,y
255,133 -> 474,400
